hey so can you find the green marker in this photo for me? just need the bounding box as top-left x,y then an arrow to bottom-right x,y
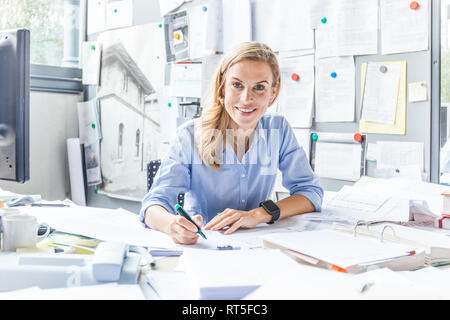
174,204 -> 207,240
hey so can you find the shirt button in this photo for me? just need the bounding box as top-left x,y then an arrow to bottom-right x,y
241,199 -> 245,203
241,174 -> 245,178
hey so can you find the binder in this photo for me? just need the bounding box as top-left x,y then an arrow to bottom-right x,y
261,224 -> 427,274
332,221 -> 450,267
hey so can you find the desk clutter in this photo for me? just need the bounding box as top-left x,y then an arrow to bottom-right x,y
2,177 -> 450,299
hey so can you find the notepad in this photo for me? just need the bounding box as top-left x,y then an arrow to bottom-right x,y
179,249 -> 301,300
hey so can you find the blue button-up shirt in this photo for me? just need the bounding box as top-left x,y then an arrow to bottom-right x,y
139,114 -> 323,226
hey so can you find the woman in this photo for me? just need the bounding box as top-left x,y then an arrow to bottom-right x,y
140,42 -> 323,245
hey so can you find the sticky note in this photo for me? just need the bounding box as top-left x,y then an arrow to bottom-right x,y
408,81 -> 427,102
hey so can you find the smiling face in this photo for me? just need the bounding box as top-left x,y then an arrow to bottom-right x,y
222,60 -> 278,132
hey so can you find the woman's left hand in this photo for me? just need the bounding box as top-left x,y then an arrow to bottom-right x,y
204,207 -> 271,235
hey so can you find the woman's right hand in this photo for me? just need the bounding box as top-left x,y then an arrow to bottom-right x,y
167,214 -> 203,245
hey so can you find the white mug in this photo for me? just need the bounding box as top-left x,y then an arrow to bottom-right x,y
1,214 -> 50,252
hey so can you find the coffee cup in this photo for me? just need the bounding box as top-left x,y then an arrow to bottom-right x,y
1,214 -> 50,252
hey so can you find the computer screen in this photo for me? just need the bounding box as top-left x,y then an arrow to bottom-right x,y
0,28 -> 30,183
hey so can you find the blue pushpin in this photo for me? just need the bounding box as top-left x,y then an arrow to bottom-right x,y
202,6 -> 207,12
331,72 -> 337,78
321,17 -> 327,24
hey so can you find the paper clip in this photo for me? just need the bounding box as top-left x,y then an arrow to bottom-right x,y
380,225 -> 396,242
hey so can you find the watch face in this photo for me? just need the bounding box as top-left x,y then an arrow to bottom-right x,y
263,201 -> 279,212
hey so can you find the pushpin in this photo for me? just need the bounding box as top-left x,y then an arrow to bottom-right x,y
321,17 -> 327,24
291,73 -> 300,81
168,102 -> 172,107
94,188 -> 98,194
330,72 -> 337,78
354,133 -> 362,142
174,33 -> 181,40
91,123 -> 96,129
91,45 -> 96,50
114,8 -> 117,13
158,23 -> 162,28
379,65 -> 388,73
311,133 -> 318,141
202,6 -> 207,12
410,1 -> 419,10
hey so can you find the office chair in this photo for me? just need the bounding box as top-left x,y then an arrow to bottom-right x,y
147,160 -> 185,206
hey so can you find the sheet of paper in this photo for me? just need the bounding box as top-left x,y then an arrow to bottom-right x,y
252,0 -> 313,52
169,63 -> 202,98
278,55 -> 314,128
77,99 -> 101,145
24,205 -> 175,249
179,249 -> 302,299
366,142 -> 378,162
380,0 -> 429,55
87,0 -> 106,35
324,185 -> 411,223
82,41 -> 102,85
314,0 -> 378,58
314,142 -> 361,181
315,56 -> 355,122
408,81 -> 428,102
359,61 -> 407,134
203,0 -> 223,53
361,62 -> 401,124
105,0 -> 133,30
376,141 -> 424,171
146,271 -> 197,299
159,87 -> 179,144
0,283 -> 145,300
222,0 -> 252,53
188,4 -> 208,60
67,138 -> 87,206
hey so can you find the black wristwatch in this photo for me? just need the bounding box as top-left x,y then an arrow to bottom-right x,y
259,200 -> 280,224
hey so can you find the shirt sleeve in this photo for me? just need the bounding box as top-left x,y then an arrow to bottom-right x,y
278,117 -> 324,212
139,126 -> 192,228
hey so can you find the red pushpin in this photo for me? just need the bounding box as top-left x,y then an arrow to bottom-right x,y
410,1 -> 419,9
354,133 -> 362,142
291,73 -> 300,81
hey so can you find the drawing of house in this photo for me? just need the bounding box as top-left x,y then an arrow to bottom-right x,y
97,41 -> 160,201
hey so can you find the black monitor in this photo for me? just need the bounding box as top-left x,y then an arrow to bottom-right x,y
0,28 -> 30,183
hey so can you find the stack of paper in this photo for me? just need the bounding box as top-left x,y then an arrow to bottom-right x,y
179,249 -> 302,299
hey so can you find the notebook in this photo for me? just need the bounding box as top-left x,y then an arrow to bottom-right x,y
261,228 -> 425,274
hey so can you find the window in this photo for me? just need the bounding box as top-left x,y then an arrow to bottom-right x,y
118,123 -> 124,160
0,0 -> 82,93
135,129 -> 140,157
122,72 -> 129,92
0,0 -> 80,67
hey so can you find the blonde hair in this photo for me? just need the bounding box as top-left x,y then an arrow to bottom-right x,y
196,42 -> 281,170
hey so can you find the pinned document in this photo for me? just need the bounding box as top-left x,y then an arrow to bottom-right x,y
408,81 -> 428,102
380,0 -> 429,55
361,62 -> 402,125
278,55 -> 314,128
81,41 -> 102,85
359,61 -> 407,135
315,56 -> 355,122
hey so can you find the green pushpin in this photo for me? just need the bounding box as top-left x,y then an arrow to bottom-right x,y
311,133 -> 318,141
321,17 -> 327,24
114,9 -> 117,13
91,45 -> 96,50
94,188 -> 98,194
91,123 -> 95,129
158,23 -> 162,28
168,102 -> 172,107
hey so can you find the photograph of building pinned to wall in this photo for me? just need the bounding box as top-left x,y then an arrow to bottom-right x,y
96,23 -> 165,201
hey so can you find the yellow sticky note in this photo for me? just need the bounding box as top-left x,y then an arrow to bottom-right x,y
359,61 -> 407,135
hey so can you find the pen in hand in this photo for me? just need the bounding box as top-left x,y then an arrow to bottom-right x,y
174,204 -> 207,240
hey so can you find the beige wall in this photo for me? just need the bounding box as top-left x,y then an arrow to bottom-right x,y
0,91 -> 82,200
